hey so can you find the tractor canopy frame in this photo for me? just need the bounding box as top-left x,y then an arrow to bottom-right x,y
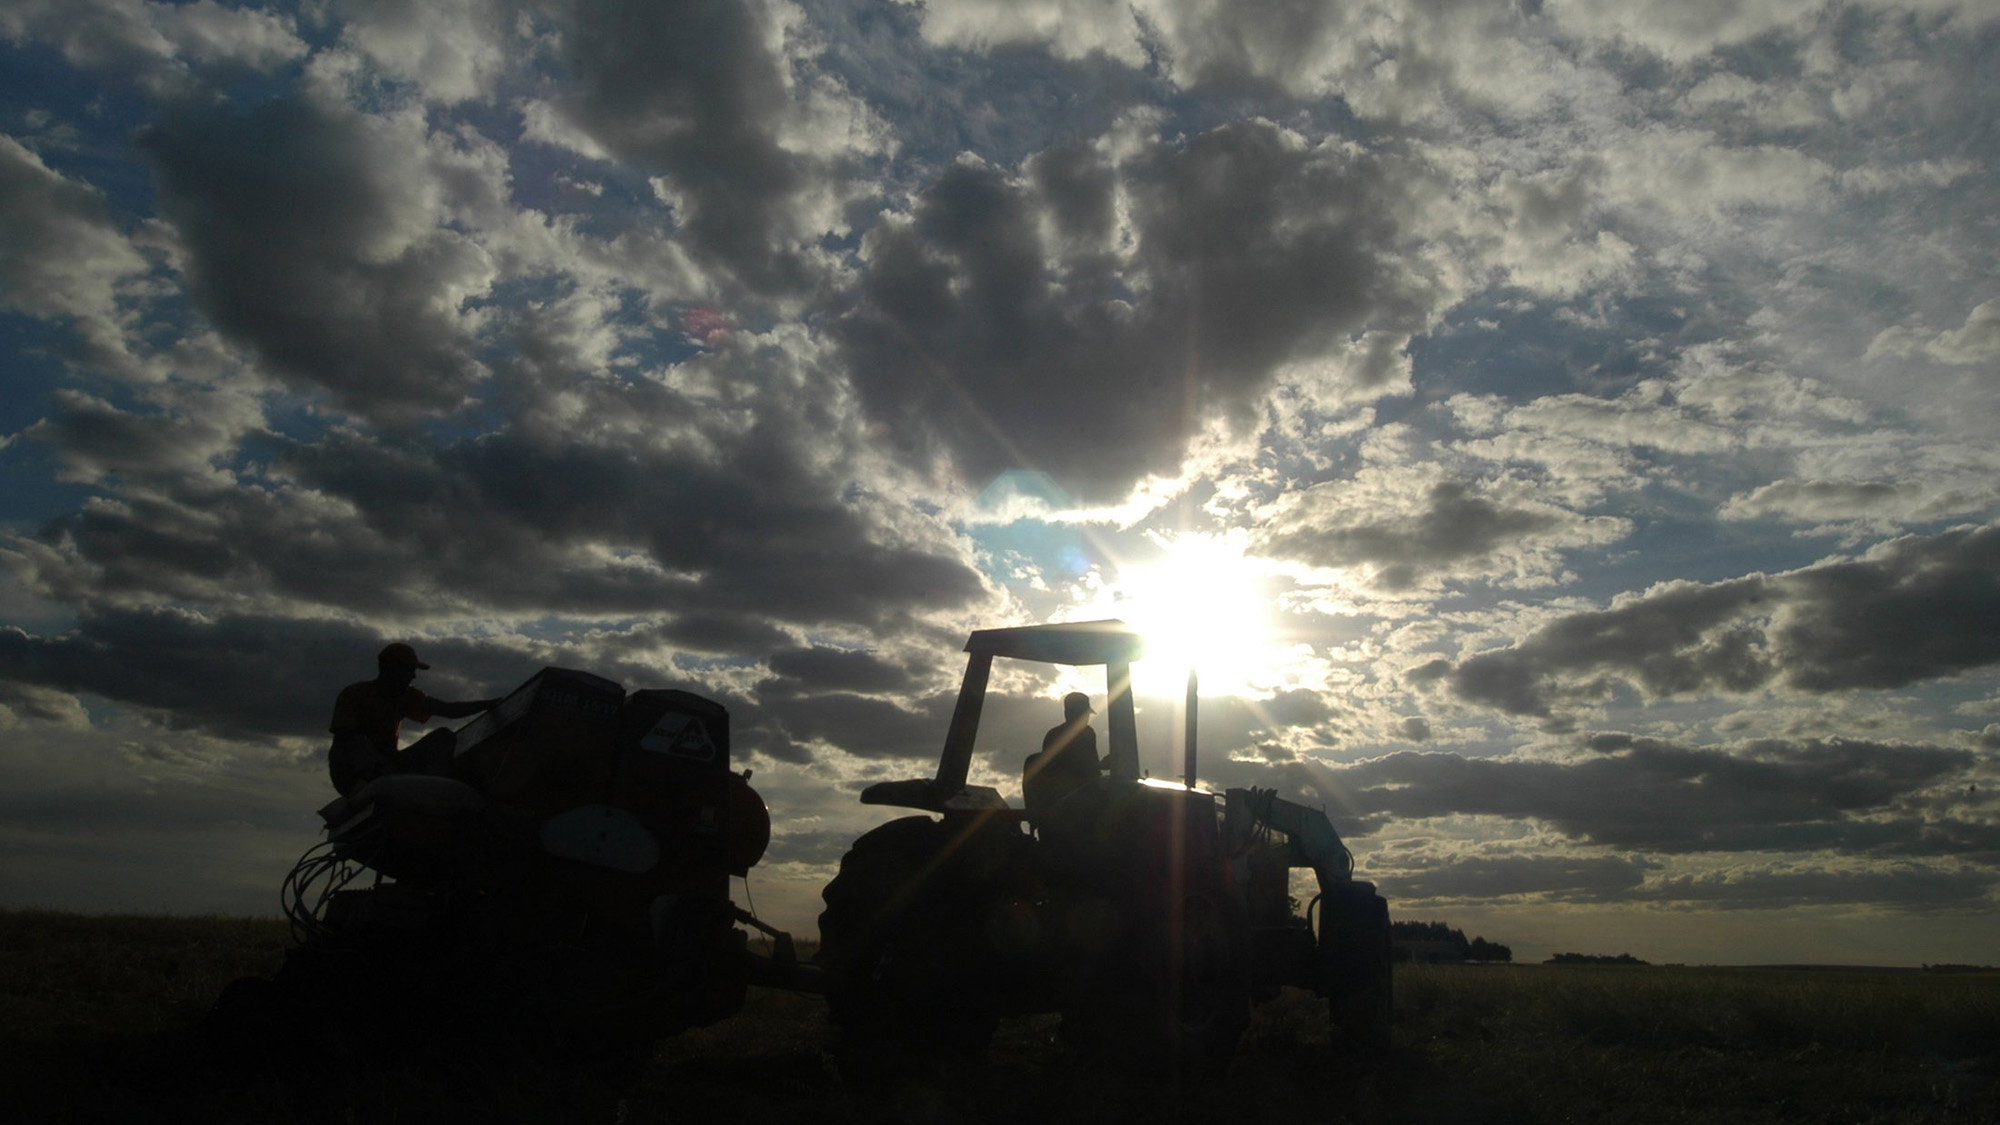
861,620 -> 1146,813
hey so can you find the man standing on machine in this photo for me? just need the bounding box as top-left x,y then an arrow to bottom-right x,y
327,642 -> 497,796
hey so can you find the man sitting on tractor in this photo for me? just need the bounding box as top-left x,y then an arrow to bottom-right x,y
327,643 -> 498,796
1022,691 -> 1106,812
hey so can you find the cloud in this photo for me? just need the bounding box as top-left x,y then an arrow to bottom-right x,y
137,95 -> 499,423
0,0 -> 306,95
0,135 -> 151,373
1632,864 -> 1997,910
2,0 -> 1998,961
539,0 -> 885,299
1770,526 -> 2000,692
1445,575 -> 1776,718
1383,853 -> 1656,903
1254,476 -> 1628,592
335,0 -> 512,105
1439,525 -> 2000,720
1476,164 -> 1639,299
13,382 -> 992,630
1720,477 -> 2000,531
836,119 -> 1438,502
754,689 -> 951,763
0,608 -> 429,743
1450,384 -> 1740,459
907,0 -> 1146,67
1866,299 -> 2000,367
1331,734 -> 1982,857
765,645 -> 923,696
1540,0 -> 1828,64
24,386 -> 264,485
0,681 -> 89,729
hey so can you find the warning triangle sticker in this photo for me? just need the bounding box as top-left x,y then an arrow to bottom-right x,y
641,713 -> 717,760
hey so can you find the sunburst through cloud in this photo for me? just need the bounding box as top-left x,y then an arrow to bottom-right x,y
0,0 -> 1995,973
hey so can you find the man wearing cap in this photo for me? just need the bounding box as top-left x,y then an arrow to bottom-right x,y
327,643 -> 499,796
1023,691 -> 1106,811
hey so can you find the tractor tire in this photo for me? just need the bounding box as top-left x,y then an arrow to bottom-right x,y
816,816 -> 1000,1079
1325,885 -> 1394,1054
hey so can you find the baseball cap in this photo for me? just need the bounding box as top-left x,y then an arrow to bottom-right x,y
377,642 -> 430,669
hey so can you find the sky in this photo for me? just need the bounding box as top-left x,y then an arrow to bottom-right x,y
1,0 -> 1996,968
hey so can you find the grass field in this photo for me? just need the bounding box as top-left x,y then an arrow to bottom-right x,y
3,908 -> 1994,1124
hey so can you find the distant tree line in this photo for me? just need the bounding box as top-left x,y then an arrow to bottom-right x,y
1389,920 -> 1512,962
1544,952 -> 1650,965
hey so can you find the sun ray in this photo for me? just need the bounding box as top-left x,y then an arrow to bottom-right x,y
1076,531 -> 1295,699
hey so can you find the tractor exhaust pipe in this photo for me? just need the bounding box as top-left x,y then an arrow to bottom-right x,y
1184,666 -> 1199,789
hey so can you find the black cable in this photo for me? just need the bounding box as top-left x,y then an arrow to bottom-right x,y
737,874 -> 773,956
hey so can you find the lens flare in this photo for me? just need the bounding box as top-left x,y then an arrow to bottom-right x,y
1084,533 -> 1286,698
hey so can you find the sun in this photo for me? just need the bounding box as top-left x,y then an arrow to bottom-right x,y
1082,533 -> 1290,698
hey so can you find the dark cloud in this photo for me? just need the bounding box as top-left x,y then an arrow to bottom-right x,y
1256,480 -> 1575,590
1770,525 -> 2000,690
755,689 -> 952,763
766,646 -> 919,696
16,363 -> 990,630
1384,852 -> 1999,910
0,606 -> 910,770
549,0 -> 860,297
1329,737 -> 1983,858
1450,577 -> 1774,717
24,389 -> 250,483
836,119 -> 1432,501
138,95 -> 492,423
1722,479 -> 1914,522
650,613 -> 794,656
1632,866 -> 1997,911
0,608 -> 527,743
1384,854 -> 1656,903
1444,525 -> 2000,720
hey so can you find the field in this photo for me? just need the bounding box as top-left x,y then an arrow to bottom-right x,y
3,909 -> 1995,1124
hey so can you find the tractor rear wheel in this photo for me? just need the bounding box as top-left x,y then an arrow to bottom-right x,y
817,816 -> 999,1078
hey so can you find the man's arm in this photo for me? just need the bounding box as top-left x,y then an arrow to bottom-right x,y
430,697 -> 499,720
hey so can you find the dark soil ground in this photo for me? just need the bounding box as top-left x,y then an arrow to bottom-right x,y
4,910 -> 1995,1124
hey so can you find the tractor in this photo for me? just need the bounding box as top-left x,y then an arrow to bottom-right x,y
205,667 -> 809,1075
815,620 -> 1393,1076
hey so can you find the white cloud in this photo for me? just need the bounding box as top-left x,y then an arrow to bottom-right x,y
336,0 -> 512,104
1921,299 -> 2000,366
0,0 -> 305,94
1601,129 -> 1834,223
1540,0 -> 1827,62
907,0 -> 1146,67
1838,158 -> 1976,194
1720,478 -> 2000,531
1252,462 -> 1630,594
0,135 -> 151,375
1866,299 -> 2000,367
